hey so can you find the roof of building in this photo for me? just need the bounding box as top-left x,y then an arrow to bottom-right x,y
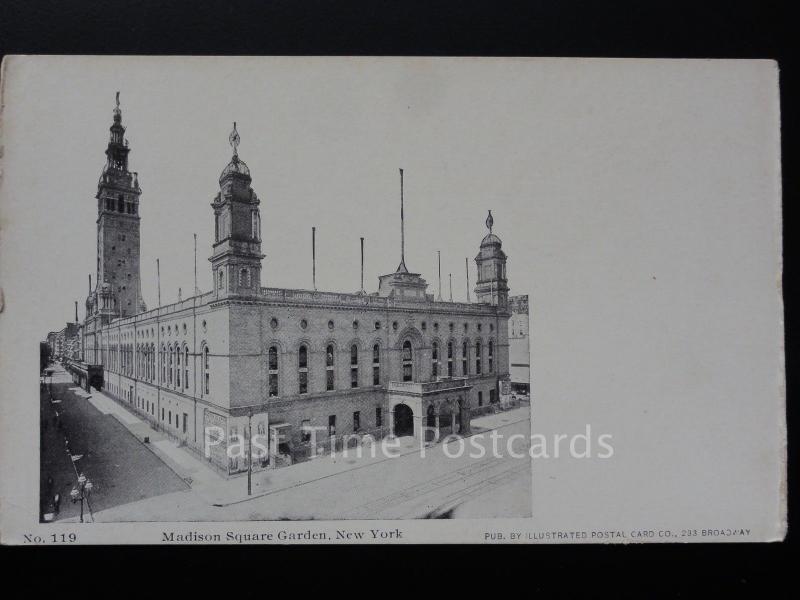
480,232 -> 502,247
219,155 -> 251,182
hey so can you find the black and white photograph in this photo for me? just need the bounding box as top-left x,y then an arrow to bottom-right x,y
31,59 -> 533,524
0,55 -> 785,545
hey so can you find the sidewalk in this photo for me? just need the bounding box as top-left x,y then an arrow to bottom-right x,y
89,386 -> 530,508
87,388 -> 225,494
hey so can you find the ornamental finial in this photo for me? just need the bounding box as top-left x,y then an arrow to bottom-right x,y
229,121 -> 240,157
486,210 -> 494,233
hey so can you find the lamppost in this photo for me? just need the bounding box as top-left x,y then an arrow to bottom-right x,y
247,409 -> 253,496
70,473 -> 93,523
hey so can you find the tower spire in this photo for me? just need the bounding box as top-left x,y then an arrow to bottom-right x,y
397,168 -> 408,273
229,121 -> 240,158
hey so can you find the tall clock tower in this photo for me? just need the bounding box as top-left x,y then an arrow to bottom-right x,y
93,92 -> 146,319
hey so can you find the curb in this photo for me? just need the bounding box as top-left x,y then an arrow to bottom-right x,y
215,411 -> 531,508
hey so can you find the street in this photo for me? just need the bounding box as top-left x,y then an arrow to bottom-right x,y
42,364 -> 532,522
39,365 -> 189,522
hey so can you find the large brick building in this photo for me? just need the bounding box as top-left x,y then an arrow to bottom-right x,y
74,98 -> 517,475
509,295 -> 530,395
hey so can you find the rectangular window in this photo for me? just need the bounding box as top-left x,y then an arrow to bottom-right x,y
351,367 -> 358,388
373,365 -> 380,386
376,407 -> 382,427
301,420 -> 311,443
269,373 -> 278,397
183,413 -> 188,434
326,369 -> 334,391
478,391 -> 483,407
161,408 -> 165,421
328,415 -> 336,437
299,371 -> 308,395
353,411 -> 360,432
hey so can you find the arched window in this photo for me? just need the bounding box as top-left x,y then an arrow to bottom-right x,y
161,344 -> 166,383
462,340 -> 468,375
447,341 -> 454,377
326,344 -> 335,391
402,340 -> 413,382
218,269 -> 224,290
184,346 -> 189,388
251,210 -> 260,240
475,341 -> 482,374
350,344 -> 359,388
432,342 -> 439,378
168,345 -> 174,384
488,340 -> 494,372
268,346 -> 278,397
298,345 -> 308,394
176,345 -> 181,387
203,346 -> 210,395
372,344 -> 381,385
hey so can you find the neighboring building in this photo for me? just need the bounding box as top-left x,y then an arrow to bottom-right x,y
46,331 -> 58,358
508,295 -> 530,395
72,97 -> 519,476
46,323 -> 80,361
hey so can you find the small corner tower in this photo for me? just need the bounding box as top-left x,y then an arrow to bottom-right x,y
92,92 -> 146,320
210,123 -> 264,299
474,210 -> 509,311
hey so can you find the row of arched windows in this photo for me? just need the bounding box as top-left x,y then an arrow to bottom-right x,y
432,339 -> 495,379
268,342 -> 383,397
106,342 -> 212,397
264,339 -> 494,397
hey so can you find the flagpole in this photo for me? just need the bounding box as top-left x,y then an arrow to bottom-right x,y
193,233 -> 198,295
437,251 -> 442,301
156,258 -> 161,307
312,227 -> 317,291
466,257 -> 470,303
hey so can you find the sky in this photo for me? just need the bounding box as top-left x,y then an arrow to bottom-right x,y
0,57 -> 784,533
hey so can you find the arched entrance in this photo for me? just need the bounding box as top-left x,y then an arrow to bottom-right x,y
393,403 -> 414,437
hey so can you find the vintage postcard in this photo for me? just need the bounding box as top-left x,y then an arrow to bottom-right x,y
0,56 -> 784,544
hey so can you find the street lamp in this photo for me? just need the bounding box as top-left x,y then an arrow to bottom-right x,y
70,472 -> 93,523
247,409 -> 253,496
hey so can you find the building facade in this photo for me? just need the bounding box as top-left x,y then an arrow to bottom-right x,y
73,98 -> 517,475
46,322 -> 80,362
508,294 -> 530,395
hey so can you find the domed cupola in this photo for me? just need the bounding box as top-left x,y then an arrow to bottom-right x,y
474,210 -> 509,309
219,122 -> 252,184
